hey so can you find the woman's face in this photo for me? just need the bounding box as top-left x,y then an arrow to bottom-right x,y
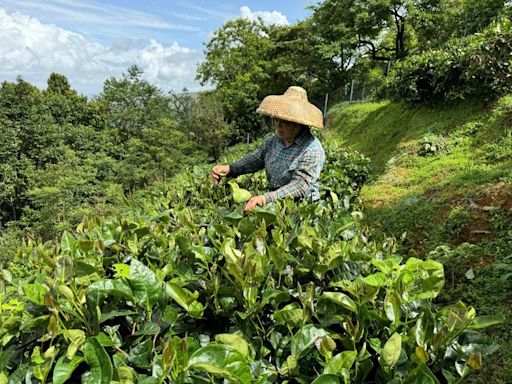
272,118 -> 301,143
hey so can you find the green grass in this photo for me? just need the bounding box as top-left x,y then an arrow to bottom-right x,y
327,100 -> 485,175
326,97 -> 512,383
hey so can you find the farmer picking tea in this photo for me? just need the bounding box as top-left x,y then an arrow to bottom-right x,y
211,86 -> 325,214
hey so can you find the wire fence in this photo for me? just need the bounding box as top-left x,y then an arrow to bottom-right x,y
321,80 -> 381,126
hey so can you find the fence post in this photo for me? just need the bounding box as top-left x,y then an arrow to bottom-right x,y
349,80 -> 355,103
386,60 -> 392,76
323,93 -> 329,127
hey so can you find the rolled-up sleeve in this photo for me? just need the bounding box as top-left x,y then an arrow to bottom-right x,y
264,145 -> 325,203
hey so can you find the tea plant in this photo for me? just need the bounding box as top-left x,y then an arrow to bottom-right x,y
0,152 -> 500,383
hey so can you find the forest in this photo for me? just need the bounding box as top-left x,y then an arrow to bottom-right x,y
1,0 -> 511,383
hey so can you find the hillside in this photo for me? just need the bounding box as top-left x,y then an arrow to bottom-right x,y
326,98 -> 512,383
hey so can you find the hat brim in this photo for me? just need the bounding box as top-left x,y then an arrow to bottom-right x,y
256,95 -> 324,129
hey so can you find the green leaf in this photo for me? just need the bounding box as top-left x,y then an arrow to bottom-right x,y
371,257 -> 401,274
129,259 -> 162,307
89,279 -> 134,301
215,334 -> 250,358
316,336 -> 337,359
63,329 -> 86,359
384,292 -> 401,323
291,325 -> 327,358
53,355 -> 84,384
114,366 -> 135,384
273,303 -> 304,327
312,374 -> 341,384
403,364 -> 441,384
113,264 -> 131,279
75,261 -> 98,277
321,292 -> 357,312
165,282 -> 204,319
83,337 -> 113,384
229,180 -> 252,203
223,206 -> 244,222
381,333 -> 402,369
280,355 -> 298,377
23,284 -> 47,305
359,272 -> 387,287
468,315 -> 505,330
188,344 -> 250,384
415,311 -> 434,347
100,309 -> 138,323
128,339 -> 152,368
56,255 -> 74,282
324,351 -> 357,374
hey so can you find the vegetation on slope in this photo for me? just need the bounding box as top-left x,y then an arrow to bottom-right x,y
326,97 -> 512,383
0,146 -> 500,383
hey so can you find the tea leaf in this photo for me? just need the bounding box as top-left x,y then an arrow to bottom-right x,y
83,337 -> 113,384
188,344 -> 250,384
381,333 -> 402,369
312,374 -> 341,384
53,355 -> 84,384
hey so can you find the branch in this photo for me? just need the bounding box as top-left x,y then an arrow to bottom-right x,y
359,39 -> 392,61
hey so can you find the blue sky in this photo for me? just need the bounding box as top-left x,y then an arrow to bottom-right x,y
0,0 -> 316,96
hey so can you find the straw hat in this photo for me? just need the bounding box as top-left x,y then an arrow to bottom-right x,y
256,86 -> 324,129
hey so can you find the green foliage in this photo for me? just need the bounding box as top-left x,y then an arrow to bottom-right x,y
171,91 -> 232,162
311,0 -> 409,61
419,134 -> 447,156
383,18 -> 512,103
0,69 -> 214,243
410,0 -> 510,51
330,97 -> 512,383
197,18 -> 272,141
445,206 -> 472,237
0,161 -> 498,382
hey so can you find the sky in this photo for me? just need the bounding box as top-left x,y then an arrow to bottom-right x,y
0,0 -> 316,97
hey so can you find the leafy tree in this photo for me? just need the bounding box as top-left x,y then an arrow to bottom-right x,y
410,0 -> 510,50
190,93 -> 232,162
0,78 -> 64,224
311,0 -> 411,62
197,18 -> 273,141
99,65 -> 169,143
267,21 -> 350,104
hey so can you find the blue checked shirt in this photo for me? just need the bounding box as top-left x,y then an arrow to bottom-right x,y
228,129 -> 325,203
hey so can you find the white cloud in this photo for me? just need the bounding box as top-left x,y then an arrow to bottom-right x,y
0,8 -> 204,96
240,6 -> 289,26
0,0 -> 199,31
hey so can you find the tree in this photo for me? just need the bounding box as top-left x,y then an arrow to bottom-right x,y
99,66 -> 199,191
311,0 -> 411,62
99,65 -> 169,143
197,18 -> 273,141
0,78 -> 64,224
267,20 -> 351,104
410,0 -> 510,50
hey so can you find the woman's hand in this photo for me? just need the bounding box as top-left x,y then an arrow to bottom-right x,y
243,195 -> 266,214
211,164 -> 230,183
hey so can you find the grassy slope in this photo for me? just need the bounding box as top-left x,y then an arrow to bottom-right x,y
325,98 -> 512,383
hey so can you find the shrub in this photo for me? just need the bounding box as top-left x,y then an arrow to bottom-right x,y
0,161 -> 500,383
382,18 -> 512,104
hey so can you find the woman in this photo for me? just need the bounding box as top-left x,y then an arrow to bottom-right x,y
211,86 -> 325,214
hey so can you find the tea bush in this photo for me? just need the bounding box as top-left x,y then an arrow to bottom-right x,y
382,18 -> 512,104
0,154 -> 500,383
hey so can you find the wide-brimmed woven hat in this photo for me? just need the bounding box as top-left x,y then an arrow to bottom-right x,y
256,86 -> 324,129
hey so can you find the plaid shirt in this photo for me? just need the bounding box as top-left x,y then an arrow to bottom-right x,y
229,130 -> 325,203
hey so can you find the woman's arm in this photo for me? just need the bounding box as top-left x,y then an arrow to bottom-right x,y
228,136 -> 273,177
